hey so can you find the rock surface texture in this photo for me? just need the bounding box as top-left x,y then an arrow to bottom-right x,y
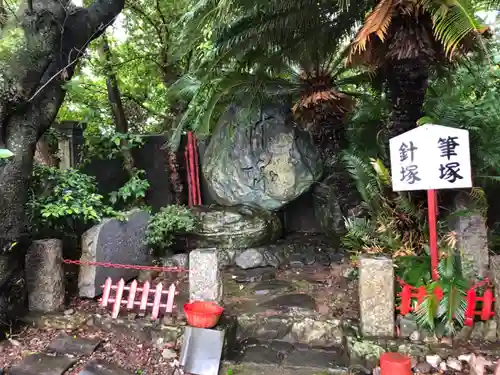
452,192 -> 489,280
202,105 -> 323,210
79,210 -> 152,298
189,248 -> 223,303
359,256 -> 394,337
25,239 -> 65,312
186,205 -> 282,250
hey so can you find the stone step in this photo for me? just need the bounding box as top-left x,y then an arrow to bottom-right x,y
224,341 -> 348,375
220,362 -> 347,375
235,312 -> 347,347
46,334 -> 102,357
9,353 -> 76,375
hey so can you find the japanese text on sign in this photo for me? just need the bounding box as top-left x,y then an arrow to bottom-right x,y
389,124 -> 472,192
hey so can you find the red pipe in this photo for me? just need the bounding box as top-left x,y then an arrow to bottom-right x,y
184,147 -> 192,207
187,132 -> 196,206
192,133 -> 202,205
427,189 -> 439,280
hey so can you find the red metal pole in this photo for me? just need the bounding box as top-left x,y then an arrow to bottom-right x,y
427,189 -> 439,280
187,132 -> 197,206
192,134 -> 202,205
185,147 -> 192,207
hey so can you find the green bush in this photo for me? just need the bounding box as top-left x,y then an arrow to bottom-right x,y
26,164 -> 119,238
145,205 -> 197,255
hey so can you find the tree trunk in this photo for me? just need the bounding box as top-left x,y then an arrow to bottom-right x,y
386,58 -> 429,139
0,0 -> 124,327
310,117 -> 359,241
99,34 -> 135,175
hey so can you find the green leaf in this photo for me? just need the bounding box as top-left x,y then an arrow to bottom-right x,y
0,148 -> 14,158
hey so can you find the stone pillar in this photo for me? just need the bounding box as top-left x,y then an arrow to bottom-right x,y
54,121 -> 86,169
452,192 -> 489,281
189,248 -> 222,303
359,255 -> 394,337
26,239 -> 65,312
490,256 -> 500,338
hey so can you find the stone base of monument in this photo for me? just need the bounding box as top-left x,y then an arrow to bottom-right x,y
222,262 -> 358,347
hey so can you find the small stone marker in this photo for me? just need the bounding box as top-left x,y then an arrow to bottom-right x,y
452,192 -> 489,280
47,334 -> 102,356
78,360 -> 134,375
189,248 -> 222,302
490,255 -> 500,338
359,255 -> 395,337
9,353 -> 76,375
25,239 -> 65,312
79,210 -> 152,298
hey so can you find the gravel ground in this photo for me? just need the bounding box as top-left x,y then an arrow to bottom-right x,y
0,295 -> 181,375
0,324 -> 179,375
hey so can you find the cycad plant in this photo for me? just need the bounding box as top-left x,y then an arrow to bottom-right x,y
348,0 -> 490,139
414,244 -> 468,336
342,150 -> 430,257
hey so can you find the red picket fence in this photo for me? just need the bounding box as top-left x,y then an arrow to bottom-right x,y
397,278 -> 495,327
100,278 -> 179,320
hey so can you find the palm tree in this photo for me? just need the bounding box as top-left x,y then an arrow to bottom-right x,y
348,0 -> 489,139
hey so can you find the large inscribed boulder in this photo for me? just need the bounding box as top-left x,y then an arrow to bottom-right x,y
203,105 -> 323,210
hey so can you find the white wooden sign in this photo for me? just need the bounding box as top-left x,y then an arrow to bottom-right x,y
389,124 -> 472,192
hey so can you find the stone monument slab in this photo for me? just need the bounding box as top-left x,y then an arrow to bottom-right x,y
79,210 -> 151,298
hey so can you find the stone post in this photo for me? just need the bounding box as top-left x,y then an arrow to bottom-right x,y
359,255 -> 394,337
490,256 -> 500,338
26,239 -> 65,312
189,248 -> 222,303
452,192 -> 489,281
54,121 -> 86,169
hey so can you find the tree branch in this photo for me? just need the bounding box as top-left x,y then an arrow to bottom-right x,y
80,0 -> 125,41
127,3 -> 165,44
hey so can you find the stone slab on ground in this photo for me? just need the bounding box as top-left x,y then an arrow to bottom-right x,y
9,353 -> 76,375
239,345 -> 283,365
46,334 -> 102,356
221,362 -> 347,375
79,210 -> 151,298
259,294 -> 317,312
282,346 -> 348,371
25,239 -> 65,312
78,360 -> 135,375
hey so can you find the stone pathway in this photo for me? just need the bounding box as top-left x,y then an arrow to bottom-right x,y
230,339 -> 348,374
7,334 -> 136,375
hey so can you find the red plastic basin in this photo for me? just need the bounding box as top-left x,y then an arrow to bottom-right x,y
380,352 -> 411,375
184,301 -> 224,328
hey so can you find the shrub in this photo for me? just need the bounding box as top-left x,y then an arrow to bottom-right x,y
26,164 -> 119,238
145,205 -> 197,255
